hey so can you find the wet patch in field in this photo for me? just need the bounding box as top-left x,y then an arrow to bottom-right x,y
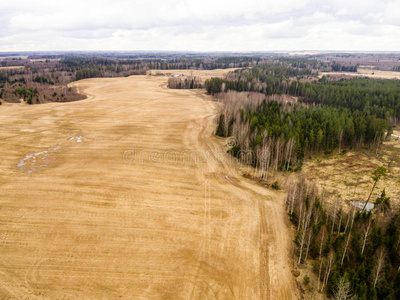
69,136 -> 86,143
17,147 -> 61,175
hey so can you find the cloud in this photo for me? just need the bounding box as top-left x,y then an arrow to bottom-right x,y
0,0 -> 399,51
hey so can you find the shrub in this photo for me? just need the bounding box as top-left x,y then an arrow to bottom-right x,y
271,180 -> 279,190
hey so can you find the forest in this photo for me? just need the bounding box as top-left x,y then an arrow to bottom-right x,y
208,65 -> 400,172
286,174 -> 400,299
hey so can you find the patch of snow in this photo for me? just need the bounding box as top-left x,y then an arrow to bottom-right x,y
350,200 -> 375,212
17,160 -> 25,167
69,136 -> 86,143
17,147 -> 60,175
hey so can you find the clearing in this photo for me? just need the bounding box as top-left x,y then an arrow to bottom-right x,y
0,70 -> 298,299
302,133 -> 400,209
320,67 -> 400,80
0,66 -> 24,70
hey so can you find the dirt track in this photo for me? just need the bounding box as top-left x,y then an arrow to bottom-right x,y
0,71 -> 299,299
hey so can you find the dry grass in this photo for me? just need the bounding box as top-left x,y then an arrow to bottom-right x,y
302,135 -> 400,208
0,70 -> 298,299
0,66 -> 24,70
320,67 -> 400,80
147,68 -> 238,82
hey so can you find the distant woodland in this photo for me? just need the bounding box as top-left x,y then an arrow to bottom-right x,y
0,53 -> 362,105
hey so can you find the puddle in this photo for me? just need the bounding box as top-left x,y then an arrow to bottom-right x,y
350,200 -> 375,212
17,147 -> 60,175
69,136 -> 86,143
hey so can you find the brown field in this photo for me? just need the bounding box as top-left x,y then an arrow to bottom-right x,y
0,66 -> 24,70
147,68 -> 237,81
320,67 -> 400,80
302,135 -> 400,208
0,70 -> 299,299
0,56 -> 28,60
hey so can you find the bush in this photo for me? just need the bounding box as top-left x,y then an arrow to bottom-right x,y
303,275 -> 310,286
271,180 -> 279,190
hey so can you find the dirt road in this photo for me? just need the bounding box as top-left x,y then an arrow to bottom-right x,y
0,72 -> 299,299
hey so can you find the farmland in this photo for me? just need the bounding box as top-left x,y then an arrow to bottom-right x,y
0,71 -> 299,299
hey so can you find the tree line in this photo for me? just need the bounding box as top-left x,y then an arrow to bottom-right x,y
207,65 -> 398,169
167,76 -> 203,89
214,91 -> 390,171
206,66 -> 400,124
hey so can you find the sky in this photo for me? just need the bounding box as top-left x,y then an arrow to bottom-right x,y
0,0 -> 399,52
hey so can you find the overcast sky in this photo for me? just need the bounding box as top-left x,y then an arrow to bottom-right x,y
0,0 -> 399,52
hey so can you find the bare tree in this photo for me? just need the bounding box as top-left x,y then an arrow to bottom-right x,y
317,226 -> 328,291
304,228 -> 313,262
337,208 -> 343,234
297,198 -> 304,234
274,138 -> 281,172
331,198 -> 339,235
341,210 -> 355,266
286,182 -> 297,215
344,208 -> 355,235
341,233 -> 352,266
361,218 -> 372,255
284,138 -> 295,170
334,276 -> 356,300
297,193 -> 315,265
321,250 -> 336,292
372,247 -> 386,288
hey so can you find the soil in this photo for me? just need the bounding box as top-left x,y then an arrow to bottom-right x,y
0,70 -> 299,299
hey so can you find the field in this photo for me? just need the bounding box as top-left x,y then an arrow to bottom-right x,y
320,67 -> 400,80
0,70 -> 299,299
0,66 -> 24,70
147,68 -> 238,82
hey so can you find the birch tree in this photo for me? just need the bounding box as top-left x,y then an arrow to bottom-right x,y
334,276 -> 356,300
341,233 -> 352,266
372,247 -> 386,288
331,198 -> 339,234
321,250 -> 335,292
341,210 -> 355,266
317,225 -> 327,291
361,218 -> 372,255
